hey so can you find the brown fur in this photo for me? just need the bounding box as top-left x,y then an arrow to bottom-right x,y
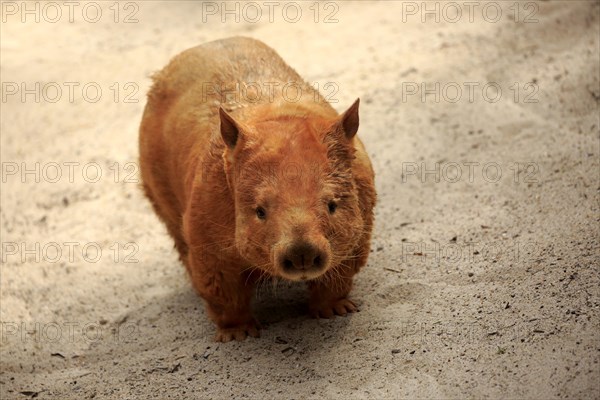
139,37 -> 376,342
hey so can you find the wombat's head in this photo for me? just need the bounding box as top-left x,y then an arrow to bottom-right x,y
219,100 -> 364,281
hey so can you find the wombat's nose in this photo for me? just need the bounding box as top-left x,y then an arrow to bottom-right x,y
282,242 -> 325,272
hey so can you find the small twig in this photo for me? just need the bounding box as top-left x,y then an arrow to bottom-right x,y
383,267 -> 402,274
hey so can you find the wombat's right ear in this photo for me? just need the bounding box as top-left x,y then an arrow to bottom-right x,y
219,107 -> 242,149
337,98 -> 360,139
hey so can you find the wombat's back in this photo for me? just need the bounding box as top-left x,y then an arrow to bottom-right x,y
146,37 -> 316,111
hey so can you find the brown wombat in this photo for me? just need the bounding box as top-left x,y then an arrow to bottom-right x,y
139,37 -> 376,342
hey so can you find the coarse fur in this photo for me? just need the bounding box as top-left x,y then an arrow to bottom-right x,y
139,37 -> 376,342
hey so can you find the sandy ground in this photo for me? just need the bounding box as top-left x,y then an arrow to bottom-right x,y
1,1 -> 599,399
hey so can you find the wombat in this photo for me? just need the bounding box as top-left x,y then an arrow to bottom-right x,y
139,37 -> 376,342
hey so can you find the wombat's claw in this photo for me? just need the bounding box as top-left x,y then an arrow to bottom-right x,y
215,322 -> 261,342
310,298 -> 358,319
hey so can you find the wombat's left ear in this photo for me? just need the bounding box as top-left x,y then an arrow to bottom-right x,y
219,107 -> 243,149
337,98 -> 360,139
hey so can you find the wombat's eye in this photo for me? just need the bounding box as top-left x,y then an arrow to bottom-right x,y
328,201 -> 338,214
255,206 -> 266,220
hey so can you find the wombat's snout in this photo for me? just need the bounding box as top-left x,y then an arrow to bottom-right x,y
280,241 -> 328,277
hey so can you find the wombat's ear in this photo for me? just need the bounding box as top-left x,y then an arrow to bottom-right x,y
338,98 -> 360,139
219,107 -> 242,149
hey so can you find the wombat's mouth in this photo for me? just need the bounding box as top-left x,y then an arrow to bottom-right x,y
278,269 -> 327,282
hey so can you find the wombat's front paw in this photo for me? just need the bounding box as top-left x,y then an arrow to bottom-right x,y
215,321 -> 261,342
309,298 -> 358,319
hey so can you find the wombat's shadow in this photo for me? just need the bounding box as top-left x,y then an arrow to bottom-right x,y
91,278 -> 356,362
252,279 -> 311,323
